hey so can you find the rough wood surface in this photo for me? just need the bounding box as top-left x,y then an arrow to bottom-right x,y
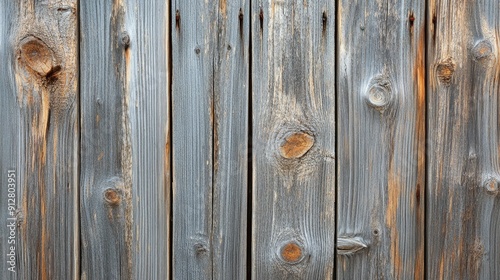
337,0 -> 425,278
80,0 -> 170,279
2,0 -> 500,278
427,0 -> 500,278
212,0 -> 250,279
0,1 -> 79,279
171,0 -> 216,278
251,0 -> 336,278
172,0 -> 249,278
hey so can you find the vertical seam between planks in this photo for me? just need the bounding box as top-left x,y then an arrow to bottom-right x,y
247,0 -> 253,278
211,35 -> 215,280
76,0 -> 82,279
423,0 -> 429,278
168,1 -> 174,280
211,4 -> 218,276
334,0 -> 339,278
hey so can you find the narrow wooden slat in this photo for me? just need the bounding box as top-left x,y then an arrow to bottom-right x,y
251,0 -> 336,278
0,1 -> 79,279
171,0 -> 216,278
80,0 -> 170,278
128,1 -> 170,279
427,0 -> 500,278
213,0 -> 250,279
337,0 -> 425,278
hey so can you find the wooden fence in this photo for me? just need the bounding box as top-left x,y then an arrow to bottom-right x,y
0,0 -> 499,279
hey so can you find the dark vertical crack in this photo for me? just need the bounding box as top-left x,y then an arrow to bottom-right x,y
76,0 -> 82,279
168,2 -> 174,280
247,2 -> 253,279
334,0 -> 339,278
423,0 -> 429,278
211,3 -> 219,278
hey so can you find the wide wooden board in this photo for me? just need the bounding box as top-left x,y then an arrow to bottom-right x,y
251,0 -> 336,278
337,0 -> 425,278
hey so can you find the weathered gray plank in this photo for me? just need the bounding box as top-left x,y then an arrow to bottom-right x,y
172,0 -> 249,278
251,0 -> 336,278
0,1 -> 79,279
427,0 -> 500,278
337,0 -> 425,278
0,3 -> 20,278
80,0 -> 170,279
171,0 -> 217,278
212,0 -> 250,279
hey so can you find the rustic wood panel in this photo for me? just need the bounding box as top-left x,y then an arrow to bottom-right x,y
80,0 -> 170,279
427,0 -> 500,278
213,0 -> 250,279
337,0 -> 425,278
251,0 -> 336,278
0,1 -> 79,279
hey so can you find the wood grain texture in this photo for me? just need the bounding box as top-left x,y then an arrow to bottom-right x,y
427,0 -> 500,278
171,0 -> 216,278
213,0 -> 250,279
251,0 -> 336,278
172,0 -> 249,278
337,0 -> 425,278
80,0 -> 169,279
0,1 -> 79,279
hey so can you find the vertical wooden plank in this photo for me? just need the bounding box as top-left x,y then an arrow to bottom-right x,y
427,0 -> 500,278
172,0 -> 250,277
80,1 -> 132,277
80,0 -> 170,278
213,0 -> 250,279
0,3 -> 18,278
337,0 -> 425,278
127,1 -> 170,279
171,0 -> 216,278
251,0 -> 336,278
0,1 -> 79,279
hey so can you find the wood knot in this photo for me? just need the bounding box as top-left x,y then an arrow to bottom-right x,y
280,242 -> 303,263
472,40 -> 493,63
483,178 -> 499,195
19,36 -> 56,77
279,132 -> 314,159
195,47 -> 201,54
120,32 -> 131,47
436,58 -> 455,85
365,75 -> 393,111
193,242 -> 209,256
104,188 -> 121,205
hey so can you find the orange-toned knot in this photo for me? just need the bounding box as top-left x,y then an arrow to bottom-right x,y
104,188 -> 121,205
436,58 -> 455,85
279,132 -> 314,159
281,242 -> 302,263
19,36 -> 55,76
